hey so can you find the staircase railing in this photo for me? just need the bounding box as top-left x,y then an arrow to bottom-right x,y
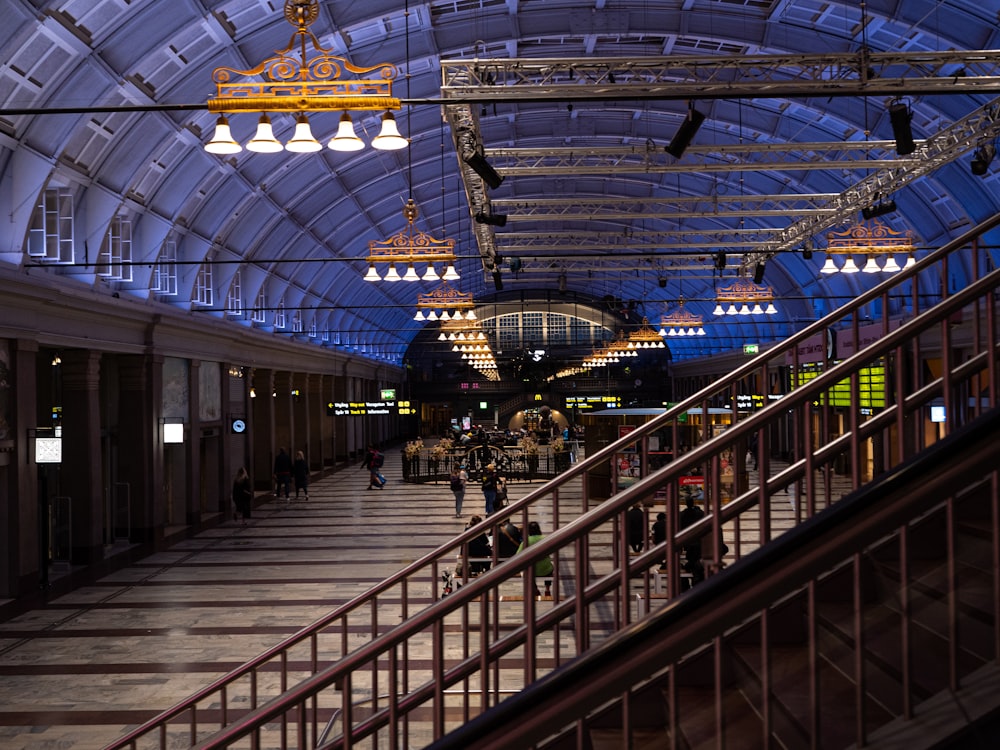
108,212 -> 1000,749
425,407 -> 1000,750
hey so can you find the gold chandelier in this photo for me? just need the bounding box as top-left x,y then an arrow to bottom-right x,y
627,317 -> 667,349
204,0 -> 406,154
366,200 -> 459,282
821,219 -> 916,274
658,300 -> 706,337
714,277 -> 777,316
414,283 -> 476,321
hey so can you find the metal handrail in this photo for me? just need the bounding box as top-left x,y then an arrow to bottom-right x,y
107,211 -> 1000,749
423,407 -> 1000,750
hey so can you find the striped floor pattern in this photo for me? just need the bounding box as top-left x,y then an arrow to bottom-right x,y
0,453 -> 552,750
0,450 -> 841,750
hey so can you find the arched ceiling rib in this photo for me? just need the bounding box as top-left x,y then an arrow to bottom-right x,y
2,0 -> 1000,370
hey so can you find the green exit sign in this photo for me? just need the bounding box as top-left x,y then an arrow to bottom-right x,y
743,344 -> 759,355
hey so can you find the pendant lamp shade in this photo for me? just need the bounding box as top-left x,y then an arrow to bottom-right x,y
371,111 -> 408,150
205,115 -> 242,154
246,115 -> 283,153
328,112 -> 365,151
285,115 -> 322,153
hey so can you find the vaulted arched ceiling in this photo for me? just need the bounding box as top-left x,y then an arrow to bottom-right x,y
2,0 -> 999,372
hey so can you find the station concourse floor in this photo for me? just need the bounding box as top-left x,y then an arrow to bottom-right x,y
0,453 -> 551,750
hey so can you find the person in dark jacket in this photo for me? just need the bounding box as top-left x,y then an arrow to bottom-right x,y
232,467 -> 253,525
495,518 -> 522,560
292,450 -> 309,500
273,447 -> 292,502
627,503 -> 645,553
464,516 -> 492,576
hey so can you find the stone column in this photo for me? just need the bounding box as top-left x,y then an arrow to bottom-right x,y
60,349 -> 104,564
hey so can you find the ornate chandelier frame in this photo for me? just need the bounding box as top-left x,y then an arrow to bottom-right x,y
821,219 -> 916,274
367,200 -> 459,282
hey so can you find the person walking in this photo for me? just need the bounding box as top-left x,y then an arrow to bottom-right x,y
292,450 -> 309,500
361,444 -> 385,490
626,503 -> 645,553
232,467 -> 253,525
273,447 -> 292,502
481,462 -> 499,515
449,463 -> 468,517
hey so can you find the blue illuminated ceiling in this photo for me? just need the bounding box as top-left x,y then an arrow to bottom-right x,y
1,0 -> 999,367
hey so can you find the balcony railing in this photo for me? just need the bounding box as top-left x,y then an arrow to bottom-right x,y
106,211 -> 1000,749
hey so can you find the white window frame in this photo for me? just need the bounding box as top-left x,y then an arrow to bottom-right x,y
27,188 -> 74,263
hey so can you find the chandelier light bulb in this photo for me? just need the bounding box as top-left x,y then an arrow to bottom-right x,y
363,264 -> 381,281
285,114 -> 322,153
205,115 -> 242,154
413,310 -> 426,321
751,303 -> 764,315
402,263 -> 420,281
904,253 -> 916,269
726,304 -> 739,315
765,302 -> 777,315
820,255 -> 838,274
328,112 -> 365,151
883,255 -> 902,272
739,303 -> 752,315
246,114 -> 283,153
383,263 -> 402,282
421,264 -> 440,281
713,303 -> 725,316
862,256 -> 882,273
443,263 -> 460,281
841,256 -> 860,273
371,111 -> 409,150
426,310 -> 438,321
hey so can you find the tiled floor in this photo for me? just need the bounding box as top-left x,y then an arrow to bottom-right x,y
0,448 -> 845,750
0,453 -> 550,750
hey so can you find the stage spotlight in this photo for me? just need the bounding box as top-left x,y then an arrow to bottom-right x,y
558,273 -> 567,293
474,211 -> 507,227
753,262 -> 766,284
492,269 -> 503,290
665,106 -> 705,158
714,251 -> 727,271
802,238 -> 814,260
888,100 -> 916,155
971,143 -> 995,176
464,151 -> 504,189
658,276 -> 667,288
861,199 -> 897,220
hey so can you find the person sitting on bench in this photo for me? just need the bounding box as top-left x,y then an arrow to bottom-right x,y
516,521 -> 554,597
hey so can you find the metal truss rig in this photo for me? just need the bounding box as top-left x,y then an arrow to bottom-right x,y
442,51 -> 1000,273
441,51 -> 1000,102
487,141 -> 919,176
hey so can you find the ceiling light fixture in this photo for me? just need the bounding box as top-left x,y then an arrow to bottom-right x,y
861,199 -> 897,220
888,99 -> 916,155
665,104 -> 705,158
659,299 -> 706,337
204,1 -> 406,154
366,199 -> 458,282
474,211 -> 507,227
820,219 -> 915,275
971,142 -> 996,176
464,150 -> 504,189
714,277 -> 777,316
